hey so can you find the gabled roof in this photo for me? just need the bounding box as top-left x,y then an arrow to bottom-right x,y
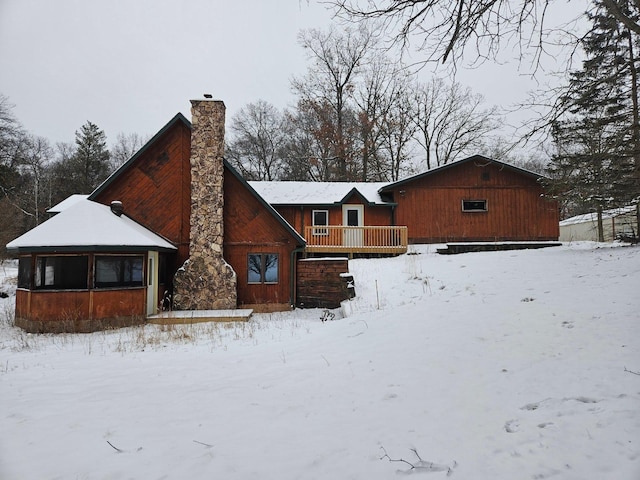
226,163 -> 306,246
89,113 -> 191,200
47,194 -> 89,213
90,112 -> 304,248
248,181 -> 393,206
6,199 -> 177,254
379,155 -> 544,192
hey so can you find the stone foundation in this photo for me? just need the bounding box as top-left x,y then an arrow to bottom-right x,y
172,99 -> 237,310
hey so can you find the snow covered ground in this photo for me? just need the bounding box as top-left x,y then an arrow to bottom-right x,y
1,243 -> 639,479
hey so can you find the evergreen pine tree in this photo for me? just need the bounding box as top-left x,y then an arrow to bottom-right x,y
547,0 -> 640,237
51,121 -> 111,202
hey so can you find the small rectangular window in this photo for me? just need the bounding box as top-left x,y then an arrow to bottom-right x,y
312,210 -> 329,236
34,256 -> 88,290
248,253 -> 279,284
462,200 -> 487,212
18,257 -> 32,289
95,255 -> 144,288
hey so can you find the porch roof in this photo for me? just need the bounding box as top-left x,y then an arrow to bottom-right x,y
6,199 -> 177,254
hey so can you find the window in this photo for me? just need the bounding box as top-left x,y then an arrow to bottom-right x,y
248,254 -> 279,284
18,257 -> 32,289
95,255 -> 144,288
34,256 -> 88,290
462,200 -> 487,212
312,210 -> 329,235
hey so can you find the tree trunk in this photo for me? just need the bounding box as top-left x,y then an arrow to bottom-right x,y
627,30 -> 640,192
597,204 -> 605,242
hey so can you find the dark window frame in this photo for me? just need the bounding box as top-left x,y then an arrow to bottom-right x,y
17,256 -> 32,289
94,255 -> 144,289
247,253 -> 279,284
462,199 -> 488,212
312,209 -> 329,236
34,255 -> 89,290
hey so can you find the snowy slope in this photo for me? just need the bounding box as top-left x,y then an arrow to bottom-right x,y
0,243 -> 639,479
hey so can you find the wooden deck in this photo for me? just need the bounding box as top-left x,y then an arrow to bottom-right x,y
303,225 -> 408,255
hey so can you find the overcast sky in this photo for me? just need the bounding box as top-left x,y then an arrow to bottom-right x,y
0,0 -> 587,149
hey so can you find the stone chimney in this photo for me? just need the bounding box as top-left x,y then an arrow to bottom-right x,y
172,99 -> 237,310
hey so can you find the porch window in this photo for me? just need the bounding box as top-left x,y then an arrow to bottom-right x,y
17,257 -> 32,289
248,253 -> 279,284
462,200 -> 488,212
312,210 -> 329,235
95,255 -> 144,288
34,255 -> 89,290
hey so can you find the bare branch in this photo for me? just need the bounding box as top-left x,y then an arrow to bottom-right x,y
106,441 -> 123,453
624,366 -> 640,376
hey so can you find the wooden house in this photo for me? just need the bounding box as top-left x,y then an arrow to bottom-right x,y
379,155 -> 560,243
5,100 -> 561,333
6,100 -> 308,332
249,181 -> 408,255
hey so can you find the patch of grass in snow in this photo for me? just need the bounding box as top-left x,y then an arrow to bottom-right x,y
0,309 -> 316,356
1,299 -> 14,328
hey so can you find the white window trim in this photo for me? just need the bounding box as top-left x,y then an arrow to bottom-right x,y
312,209 -> 329,236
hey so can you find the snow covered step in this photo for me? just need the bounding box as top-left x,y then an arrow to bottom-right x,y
147,309 -> 253,324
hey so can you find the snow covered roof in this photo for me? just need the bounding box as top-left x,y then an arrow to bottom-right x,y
248,181 -> 392,206
380,155 -> 544,192
6,199 -> 177,253
560,205 -> 637,226
46,194 -> 89,213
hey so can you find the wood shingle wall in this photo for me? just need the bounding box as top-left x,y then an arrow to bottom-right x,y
296,258 -> 353,308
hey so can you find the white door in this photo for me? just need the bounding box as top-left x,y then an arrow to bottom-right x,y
342,204 -> 364,247
146,251 -> 159,316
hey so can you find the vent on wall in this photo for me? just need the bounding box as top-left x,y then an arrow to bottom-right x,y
110,201 -> 123,216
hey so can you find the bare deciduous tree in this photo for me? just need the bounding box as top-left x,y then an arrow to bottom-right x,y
413,77 -> 499,168
355,57 -> 415,180
110,132 -> 148,170
329,0 -> 636,68
378,81 -> 417,180
226,101 -> 287,181
292,25 -> 376,180
20,135 -> 53,226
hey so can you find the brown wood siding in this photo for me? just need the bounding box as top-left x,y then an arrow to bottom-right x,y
92,288 -> 146,318
15,288 -> 146,333
390,162 -> 559,243
224,168 -> 301,306
92,121 -> 192,266
297,258 -> 350,308
14,288 -> 144,322
272,204 -> 394,238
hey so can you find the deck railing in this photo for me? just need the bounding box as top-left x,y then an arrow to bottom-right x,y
303,225 -> 408,255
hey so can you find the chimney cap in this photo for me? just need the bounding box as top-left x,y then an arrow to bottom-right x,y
110,200 -> 123,216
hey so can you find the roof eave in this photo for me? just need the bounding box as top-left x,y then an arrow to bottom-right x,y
379,154 -> 546,192
89,113 -> 191,200
7,245 -> 177,255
